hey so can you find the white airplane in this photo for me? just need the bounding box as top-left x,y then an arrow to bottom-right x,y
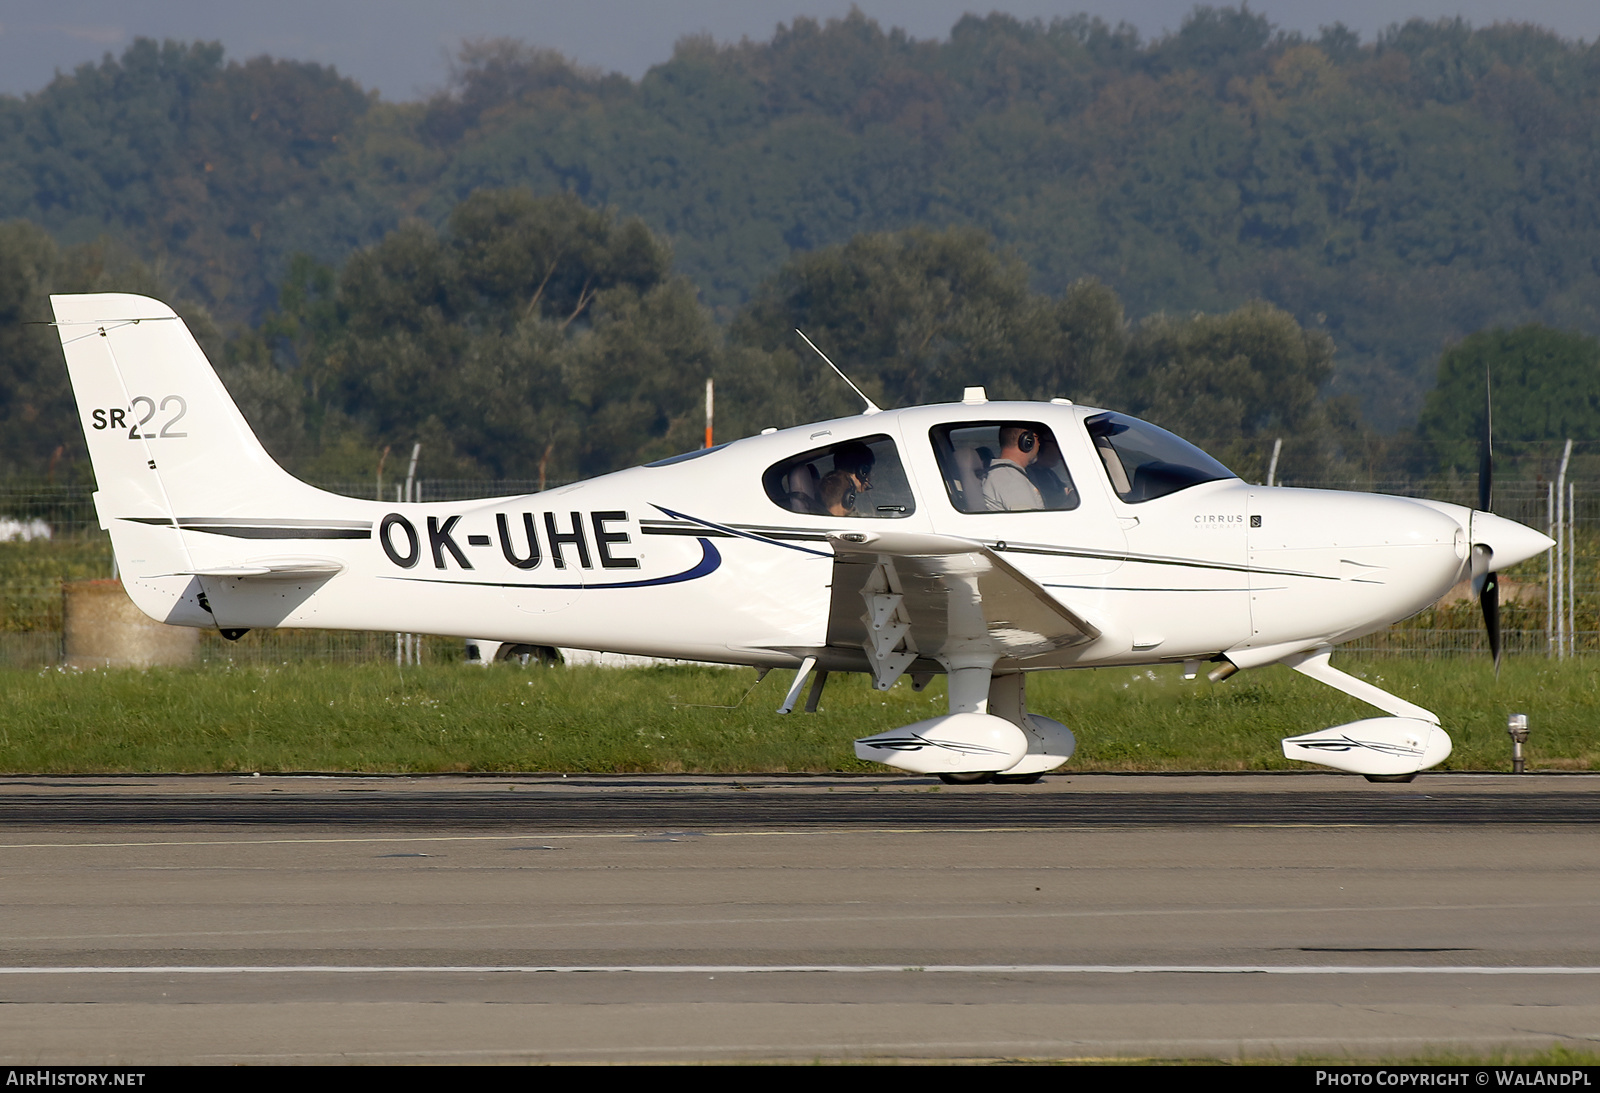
52,293 -> 1553,783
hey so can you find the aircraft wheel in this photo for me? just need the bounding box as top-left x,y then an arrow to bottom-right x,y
993,772 -> 1044,785
1364,773 -> 1417,783
938,771 -> 995,785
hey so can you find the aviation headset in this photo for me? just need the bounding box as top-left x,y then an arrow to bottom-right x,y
1017,429 -> 1037,454
833,441 -> 874,490
819,468 -> 858,514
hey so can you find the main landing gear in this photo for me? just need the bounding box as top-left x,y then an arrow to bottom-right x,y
937,771 -> 1047,785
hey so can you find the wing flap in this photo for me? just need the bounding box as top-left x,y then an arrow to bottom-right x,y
825,530 -> 1099,677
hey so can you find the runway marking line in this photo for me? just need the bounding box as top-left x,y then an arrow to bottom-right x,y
7,900 -> 1594,944
0,828 -> 1032,849
0,824 -> 1416,850
1,964 -> 1597,976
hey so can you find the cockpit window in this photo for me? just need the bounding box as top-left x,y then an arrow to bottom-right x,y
1084,412 -> 1235,503
762,434 -> 915,518
929,422 -> 1079,513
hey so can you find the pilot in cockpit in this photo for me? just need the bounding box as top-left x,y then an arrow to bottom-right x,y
982,425 -> 1045,511
1026,431 -> 1076,509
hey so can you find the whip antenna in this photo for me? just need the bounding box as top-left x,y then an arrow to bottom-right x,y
795,329 -> 882,415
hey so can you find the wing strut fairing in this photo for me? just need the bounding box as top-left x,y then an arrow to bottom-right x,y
1276,644 -> 1451,779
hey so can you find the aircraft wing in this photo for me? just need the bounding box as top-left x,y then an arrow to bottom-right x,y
824,529 -> 1100,687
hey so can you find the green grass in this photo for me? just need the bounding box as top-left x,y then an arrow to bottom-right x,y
0,655 -> 1594,774
1275,1044 -> 1600,1067
1036,1043 -> 1600,1065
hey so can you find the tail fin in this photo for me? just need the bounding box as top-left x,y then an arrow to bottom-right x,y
52,294 -> 312,514
53,293 -> 355,627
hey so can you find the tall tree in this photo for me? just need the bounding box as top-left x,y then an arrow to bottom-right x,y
235,189 -> 726,483
0,39 -> 377,321
1117,301 -> 1343,477
729,226 -> 1125,421
0,221 -> 216,479
727,224 -> 1353,479
1417,325 -> 1600,472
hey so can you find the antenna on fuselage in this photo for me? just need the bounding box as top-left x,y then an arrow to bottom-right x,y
795,329 -> 882,415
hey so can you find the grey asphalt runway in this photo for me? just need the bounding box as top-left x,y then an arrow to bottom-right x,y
0,772 -> 1596,1064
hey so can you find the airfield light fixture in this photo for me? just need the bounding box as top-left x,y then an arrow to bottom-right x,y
1506,713 -> 1530,774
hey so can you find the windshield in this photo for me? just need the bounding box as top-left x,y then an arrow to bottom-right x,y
1084,412 -> 1235,503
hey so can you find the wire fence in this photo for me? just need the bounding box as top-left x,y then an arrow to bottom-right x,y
8,629 -> 473,671
0,476 -> 1589,667
0,478 -> 561,670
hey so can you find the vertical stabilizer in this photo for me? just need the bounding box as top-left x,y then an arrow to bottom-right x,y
52,293 -> 352,627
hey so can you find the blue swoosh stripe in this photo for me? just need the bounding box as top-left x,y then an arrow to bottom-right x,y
381,537 -> 722,591
652,504 -> 833,558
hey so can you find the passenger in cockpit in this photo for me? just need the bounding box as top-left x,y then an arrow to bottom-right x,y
832,440 -> 875,494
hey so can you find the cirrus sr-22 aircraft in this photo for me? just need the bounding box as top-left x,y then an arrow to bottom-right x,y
52,293 -> 1554,783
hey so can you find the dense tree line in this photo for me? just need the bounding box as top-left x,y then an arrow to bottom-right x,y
0,187 -> 1366,483
6,9 -> 1600,433
0,40 -> 374,323
0,221 -> 220,479
1418,326 -> 1600,475
0,190 -> 1335,486
19,180 -> 1600,488
225,190 -> 725,482
727,225 -> 1352,476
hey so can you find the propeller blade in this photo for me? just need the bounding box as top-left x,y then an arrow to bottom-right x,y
1477,368 -> 1499,675
1481,569 -> 1502,676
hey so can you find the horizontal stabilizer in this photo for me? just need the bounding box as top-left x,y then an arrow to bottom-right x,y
168,559 -> 344,581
